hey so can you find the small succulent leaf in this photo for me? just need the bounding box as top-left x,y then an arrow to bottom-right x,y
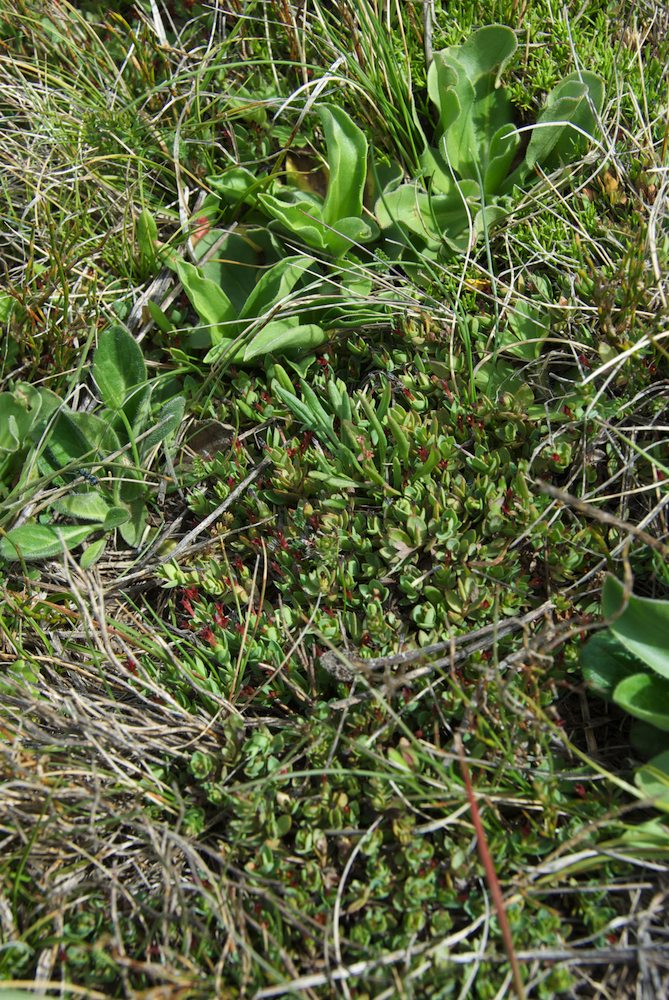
308,469 -> 360,490
500,299 -> 551,360
272,381 -> 317,427
243,322 -> 326,361
525,71 -> 604,171
613,673 -> 669,731
0,523 -> 95,561
93,325 -> 147,412
319,104 -> 367,225
602,575 -> 669,679
635,751 -> 669,809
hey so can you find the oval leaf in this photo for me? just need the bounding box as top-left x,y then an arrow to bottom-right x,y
80,536 -> 108,569
603,575 -> 669,679
319,104 -> 368,226
51,492 -> 115,523
141,396 -> 186,451
636,751 -> 669,810
613,673 -> 669,731
0,524 -> 95,561
173,259 -> 236,337
94,325 -> 147,411
244,322 -> 326,362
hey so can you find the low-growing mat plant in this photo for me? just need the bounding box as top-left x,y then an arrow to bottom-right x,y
1,1 -> 669,997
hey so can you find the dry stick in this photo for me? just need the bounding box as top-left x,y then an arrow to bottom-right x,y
104,458 -> 271,594
536,479 -> 669,557
320,600 -> 554,682
454,732 -> 526,1000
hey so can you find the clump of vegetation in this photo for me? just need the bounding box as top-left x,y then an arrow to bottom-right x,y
1,1 -> 669,997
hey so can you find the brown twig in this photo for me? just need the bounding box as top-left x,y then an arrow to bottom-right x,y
536,479 -> 669,557
454,732 -> 526,1000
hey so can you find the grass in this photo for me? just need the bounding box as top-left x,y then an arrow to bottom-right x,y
1,0 -> 669,996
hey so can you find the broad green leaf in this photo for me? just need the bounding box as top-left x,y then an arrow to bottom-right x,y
141,396 -> 186,451
197,230 -> 261,313
103,506 -> 132,530
174,258 -> 236,338
93,325 -> 147,411
636,751 -> 669,810
239,256 -> 314,321
445,24 -> 517,91
119,499 -> 147,547
38,410 -> 120,481
0,523 -> 95,561
581,630 -> 642,698
631,720 -> 669,759
616,819 -> 669,852
484,123 -> 521,195
0,396 -> 35,453
244,322 -> 326,361
146,299 -> 175,334
427,57 -> 463,141
0,292 -> 16,322
319,104 -> 367,226
613,673 -> 669,731
80,536 -> 108,569
602,575 -> 669,679
38,410 -> 95,476
51,492 -> 115,523
258,192 -> 327,250
429,26 -> 517,179
376,180 -> 477,249
259,192 -> 374,256
325,215 -> 378,252
376,183 -> 442,243
207,165 -> 264,205
525,71 -> 604,171
136,207 -> 159,276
